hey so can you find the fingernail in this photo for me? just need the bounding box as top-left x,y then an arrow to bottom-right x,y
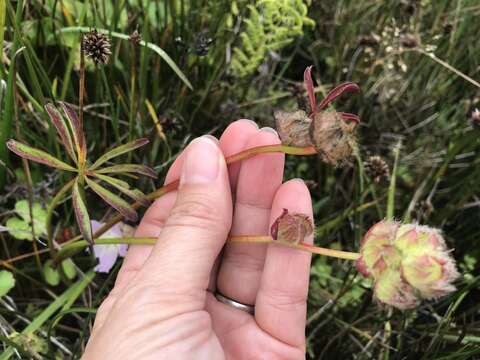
259,126 -> 278,135
181,136 -> 220,185
237,119 -> 259,129
290,178 -> 305,185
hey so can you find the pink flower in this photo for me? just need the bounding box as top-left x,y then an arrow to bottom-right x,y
91,220 -> 132,273
356,221 -> 459,309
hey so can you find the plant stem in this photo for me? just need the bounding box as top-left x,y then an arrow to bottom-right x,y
229,236 -> 360,260
89,144 -> 316,240
78,35 -> 86,167
6,144 -> 318,265
46,178 -> 76,258
54,235 -> 360,264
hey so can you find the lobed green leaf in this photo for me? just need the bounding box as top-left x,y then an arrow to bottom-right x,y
85,177 -> 138,221
6,139 -> 76,171
92,173 -> 150,207
72,180 -> 93,245
95,164 -> 157,178
89,138 -> 149,170
44,103 -> 77,163
59,101 -> 87,163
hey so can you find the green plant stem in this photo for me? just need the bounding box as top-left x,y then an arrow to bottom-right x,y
46,178 -> 76,258
386,142 -> 401,220
54,235 -> 360,264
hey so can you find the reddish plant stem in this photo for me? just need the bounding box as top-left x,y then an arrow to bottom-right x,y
3,144 -> 317,266
229,236 -> 360,260
91,144 -> 316,240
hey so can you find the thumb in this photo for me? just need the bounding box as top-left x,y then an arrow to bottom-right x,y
138,136 -> 232,294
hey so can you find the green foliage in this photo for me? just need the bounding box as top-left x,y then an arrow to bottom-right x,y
0,271 -> 15,297
8,103 -> 155,244
5,200 -> 47,241
43,259 -> 77,286
230,0 -> 314,77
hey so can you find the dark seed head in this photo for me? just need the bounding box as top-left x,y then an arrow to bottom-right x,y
194,32 -> 213,56
82,29 -> 112,65
364,155 -> 390,183
129,30 -> 142,45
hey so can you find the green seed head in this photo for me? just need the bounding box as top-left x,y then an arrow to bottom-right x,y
356,221 -> 459,309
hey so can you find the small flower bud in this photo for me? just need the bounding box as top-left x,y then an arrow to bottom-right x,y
356,220 -> 459,309
271,209 -> 313,244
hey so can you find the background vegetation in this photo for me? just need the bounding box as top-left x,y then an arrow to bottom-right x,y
1,0 -> 480,358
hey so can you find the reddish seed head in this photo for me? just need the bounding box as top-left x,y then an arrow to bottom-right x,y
271,209 -> 313,244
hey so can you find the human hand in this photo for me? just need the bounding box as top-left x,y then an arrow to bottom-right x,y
82,120 -> 314,359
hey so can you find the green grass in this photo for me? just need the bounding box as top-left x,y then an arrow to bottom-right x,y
1,0 -> 480,358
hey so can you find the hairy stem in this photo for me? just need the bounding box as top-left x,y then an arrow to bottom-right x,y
229,236 -> 360,260
54,235 -> 360,264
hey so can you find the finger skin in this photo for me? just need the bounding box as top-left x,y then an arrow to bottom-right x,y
217,128 -> 284,305
137,136 -> 232,298
115,120 -> 258,292
255,179 -> 313,349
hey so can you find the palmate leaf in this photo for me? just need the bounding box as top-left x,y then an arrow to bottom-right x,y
7,139 -> 76,171
85,177 -> 138,221
72,180 -> 93,245
92,173 -> 149,207
44,103 -> 77,163
89,138 -> 150,171
95,164 -> 157,178
59,101 -> 87,163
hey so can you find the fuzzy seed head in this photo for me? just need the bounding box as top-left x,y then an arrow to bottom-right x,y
310,111 -> 357,166
82,29 -> 112,65
356,221 -> 459,309
364,155 -> 390,183
271,209 -> 313,244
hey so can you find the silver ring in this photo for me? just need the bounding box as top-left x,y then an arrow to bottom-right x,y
215,292 -> 255,315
